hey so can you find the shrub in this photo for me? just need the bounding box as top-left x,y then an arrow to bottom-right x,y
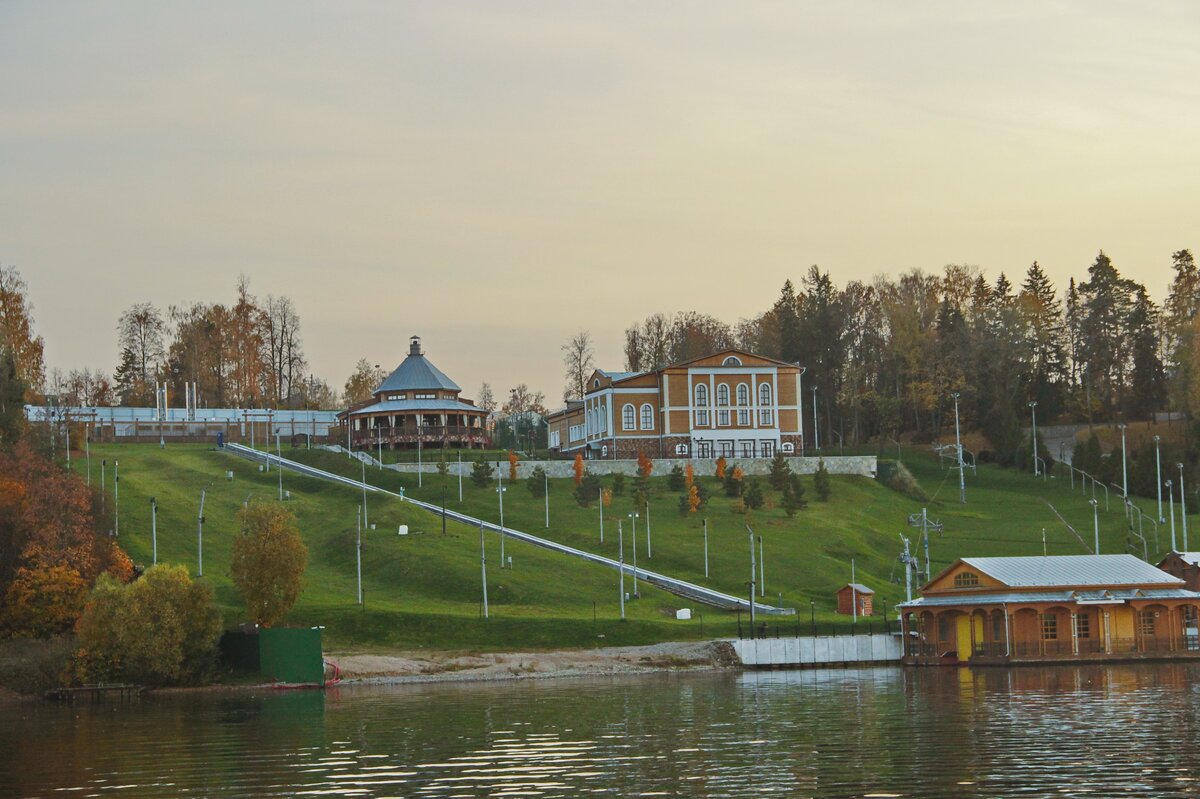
667,464 -> 685,492
508,450 -> 519,481
814,459 -> 832,501
886,462 -> 930,502
527,465 -> 548,498
3,565 -> 89,638
75,565 -> 222,686
231,502 -> 308,627
744,478 -> 765,510
715,456 -> 727,480
471,457 -> 495,487
573,454 -> 585,486
574,472 -> 602,507
685,463 -> 694,488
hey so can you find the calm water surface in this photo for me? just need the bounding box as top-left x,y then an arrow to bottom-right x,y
6,664 -> 1200,798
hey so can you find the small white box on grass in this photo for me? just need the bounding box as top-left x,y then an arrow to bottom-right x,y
398,525 -> 408,536
675,608 -> 692,620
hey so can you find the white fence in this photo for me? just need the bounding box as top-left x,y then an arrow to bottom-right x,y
732,634 -> 902,668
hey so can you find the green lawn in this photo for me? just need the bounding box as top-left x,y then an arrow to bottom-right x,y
75,442 -> 1187,654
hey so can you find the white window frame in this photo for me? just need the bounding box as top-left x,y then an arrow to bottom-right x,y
718,409 -> 730,427
723,356 -> 742,366
759,383 -> 772,406
640,403 -> 654,430
781,441 -> 794,453
736,383 -> 749,406
761,441 -> 774,458
717,384 -> 730,407
622,404 -> 636,431
759,409 -> 774,426
737,409 -> 750,425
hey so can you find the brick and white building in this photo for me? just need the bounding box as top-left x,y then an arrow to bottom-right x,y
547,349 -> 807,460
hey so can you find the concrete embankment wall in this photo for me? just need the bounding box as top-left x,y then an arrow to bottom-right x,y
731,634 -> 902,668
376,455 -> 878,480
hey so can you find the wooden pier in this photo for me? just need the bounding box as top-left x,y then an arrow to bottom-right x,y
45,684 -> 145,702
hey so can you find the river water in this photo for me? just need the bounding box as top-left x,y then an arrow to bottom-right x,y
6,664 -> 1200,798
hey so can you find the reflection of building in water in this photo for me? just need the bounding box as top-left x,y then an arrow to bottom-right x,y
899,554 -> 1200,665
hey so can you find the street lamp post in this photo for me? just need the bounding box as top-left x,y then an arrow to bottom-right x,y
758,535 -> 765,597
810,600 -> 816,637
361,459 -> 369,527
598,487 -> 604,543
1089,498 -> 1099,555
544,468 -> 549,528
480,520 -> 489,619
458,451 -> 463,503
497,473 -> 507,568
197,487 -> 207,577
85,423 -> 91,486
150,497 -> 158,565
618,520 -> 625,620
356,505 -> 363,605
645,500 -> 652,558
276,433 -> 283,501
113,460 -> 120,537
1180,463 -> 1189,550
1168,480 -> 1177,551
811,386 -> 820,451
1155,436 -> 1164,523
703,518 -> 709,578
952,392 -> 965,504
1028,401 -> 1038,476
748,526 -> 757,638
628,512 -> 639,596
1119,424 -> 1128,498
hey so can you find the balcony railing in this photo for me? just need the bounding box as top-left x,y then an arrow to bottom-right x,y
354,425 -> 483,440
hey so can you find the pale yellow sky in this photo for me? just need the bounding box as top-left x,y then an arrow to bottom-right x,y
3,2 -> 1198,404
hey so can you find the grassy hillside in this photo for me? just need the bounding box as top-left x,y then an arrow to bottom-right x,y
74,442 -> 1189,654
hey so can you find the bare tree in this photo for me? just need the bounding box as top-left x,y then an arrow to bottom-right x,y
260,295 -> 306,407
561,331 -> 595,402
477,382 -> 496,413
117,303 -> 166,388
502,384 -> 547,415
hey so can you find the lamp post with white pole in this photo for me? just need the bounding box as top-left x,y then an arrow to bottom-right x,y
496,476 -> 507,568
703,518 -> 709,578
628,512 -> 639,596
618,520 -> 625,620
1089,498 -> 1099,555
1028,401 -> 1038,476
544,468 -> 549,528
811,386 -> 820,451
480,520 -> 489,619
1180,463 -> 1189,551
361,459 -> 369,528
150,497 -> 158,565
1119,424 -> 1128,498
758,535 -> 765,597
113,460 -> 120,537
1168,480 -> 1177,551
1155,435 -> 1164,522
276,433 -> 283,501
952,392 -> 965,504
356,505 -> 363,605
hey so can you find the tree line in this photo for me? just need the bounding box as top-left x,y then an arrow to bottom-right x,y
617,250 -> 1197,463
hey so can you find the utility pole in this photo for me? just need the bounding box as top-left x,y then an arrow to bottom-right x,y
113,460 -> 120,537
952,392 -> 965,504
1119,424 -> 1128,498
276,433 -> 283,501
851,558 -> 858,623
899,535 -> 914,601
1168,480 -> 1177,551
1090,498 -> 1100,555
629,512 -> 639,596
811,386 -> 820,451
544,468 -> 549,528
758,535 -> 765,597
458,451 -> 463,502
748,526 -> 757,638
150,497 -> 158,565
361,459 -> 369,527
598,488 -> 604,543
480,520 -> 489,619
85,423 -> 91,486
1028,401 -> 1038,476
356,505 -> 363,605
618,520 -> 625,620
1155,435 -> 1164,523
198,487 -> 208,577
646,500 -> 652,558
101,459 -> 106,513
703,518 -> 709,578
1180,463 -> 1189,550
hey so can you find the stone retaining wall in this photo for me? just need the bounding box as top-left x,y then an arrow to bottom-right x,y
382,454 -> 877,479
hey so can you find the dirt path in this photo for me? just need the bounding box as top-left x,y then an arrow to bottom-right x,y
327,640 -> 739,685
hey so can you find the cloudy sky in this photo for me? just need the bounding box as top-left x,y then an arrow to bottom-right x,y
3,2 -> 1198,404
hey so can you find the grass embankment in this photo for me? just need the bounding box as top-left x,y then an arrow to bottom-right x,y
77,443 -> 1189,656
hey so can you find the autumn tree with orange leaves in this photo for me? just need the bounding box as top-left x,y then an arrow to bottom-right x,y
508,450 -> 520,481
573,453 -> 585,486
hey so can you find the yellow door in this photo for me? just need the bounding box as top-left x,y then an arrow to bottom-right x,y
956,615 -> 973,660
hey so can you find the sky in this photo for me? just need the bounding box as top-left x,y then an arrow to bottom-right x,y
3,2 -> 1199,406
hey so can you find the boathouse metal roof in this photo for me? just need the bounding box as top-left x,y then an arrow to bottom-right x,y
898,587 -> 1200,609
961,555 -> 1181,588
353,398 -> 483,415
374,337 -> 461,395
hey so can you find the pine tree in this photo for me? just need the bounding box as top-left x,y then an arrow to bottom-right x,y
814,459 -> 832,501
527,466 -> 548,498
744,478 -> 764,509
470,457 -> 494,487
768,451 -> 792,491
781,474 -> 807,516
667,464 -> 685,492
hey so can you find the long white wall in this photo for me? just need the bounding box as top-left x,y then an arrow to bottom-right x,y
381,455 -> 878,479
732,634 -> 902,667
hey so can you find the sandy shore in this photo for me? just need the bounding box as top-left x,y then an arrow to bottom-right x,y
327,640 -> 740,686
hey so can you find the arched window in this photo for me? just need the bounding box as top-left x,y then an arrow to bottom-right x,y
723,355 -> 742,366
736,383 -> 749,406
640,404 -> 654,430
717,384 -> 730,406
695,384 -> 708,406
622,404 -> 636,431
759,383 -> 772,406
954,572 -> 980,588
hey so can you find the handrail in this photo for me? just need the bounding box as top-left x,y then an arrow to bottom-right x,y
224,443 -> 793,615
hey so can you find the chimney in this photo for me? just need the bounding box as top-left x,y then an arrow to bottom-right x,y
409,336 -> 422,356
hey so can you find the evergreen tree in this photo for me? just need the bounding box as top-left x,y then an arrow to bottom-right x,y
470,458 -> 494,487
667,464 -> 685,492
1125,286 -> 1165,419
611,472 -> 625,496
744,478 -> 764,510
768,451 -> 792,491
573,472 -> 601,507
781,474 -> 807,516
1018,262 -> 1068,418
527,465 -> 548,498
814,459 -> 832,501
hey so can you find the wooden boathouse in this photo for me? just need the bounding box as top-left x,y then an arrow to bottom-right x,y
898,554 -> 1200,665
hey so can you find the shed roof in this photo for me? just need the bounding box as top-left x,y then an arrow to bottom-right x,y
1166,552 -> 1200,567
957,555 -> 1180,589
351,398 -> 483,415
839,583 -> 874,594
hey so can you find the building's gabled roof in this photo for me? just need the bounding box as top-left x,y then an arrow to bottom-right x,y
352,398 -> 483,416
1163,552 -> 1200,567
940,555 -> 1182,590
899,586 -> 1200,609
840,583 -> 874,594
599,369 -> 642,382
664,348 -> 801,371
375,337 -> 461,395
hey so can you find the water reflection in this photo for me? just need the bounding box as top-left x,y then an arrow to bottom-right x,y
5,664 -> 1200,797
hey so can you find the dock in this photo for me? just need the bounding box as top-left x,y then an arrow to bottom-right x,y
45,684 -> 146,702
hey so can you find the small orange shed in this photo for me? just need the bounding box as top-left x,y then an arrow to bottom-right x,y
836,583 -> 874,616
